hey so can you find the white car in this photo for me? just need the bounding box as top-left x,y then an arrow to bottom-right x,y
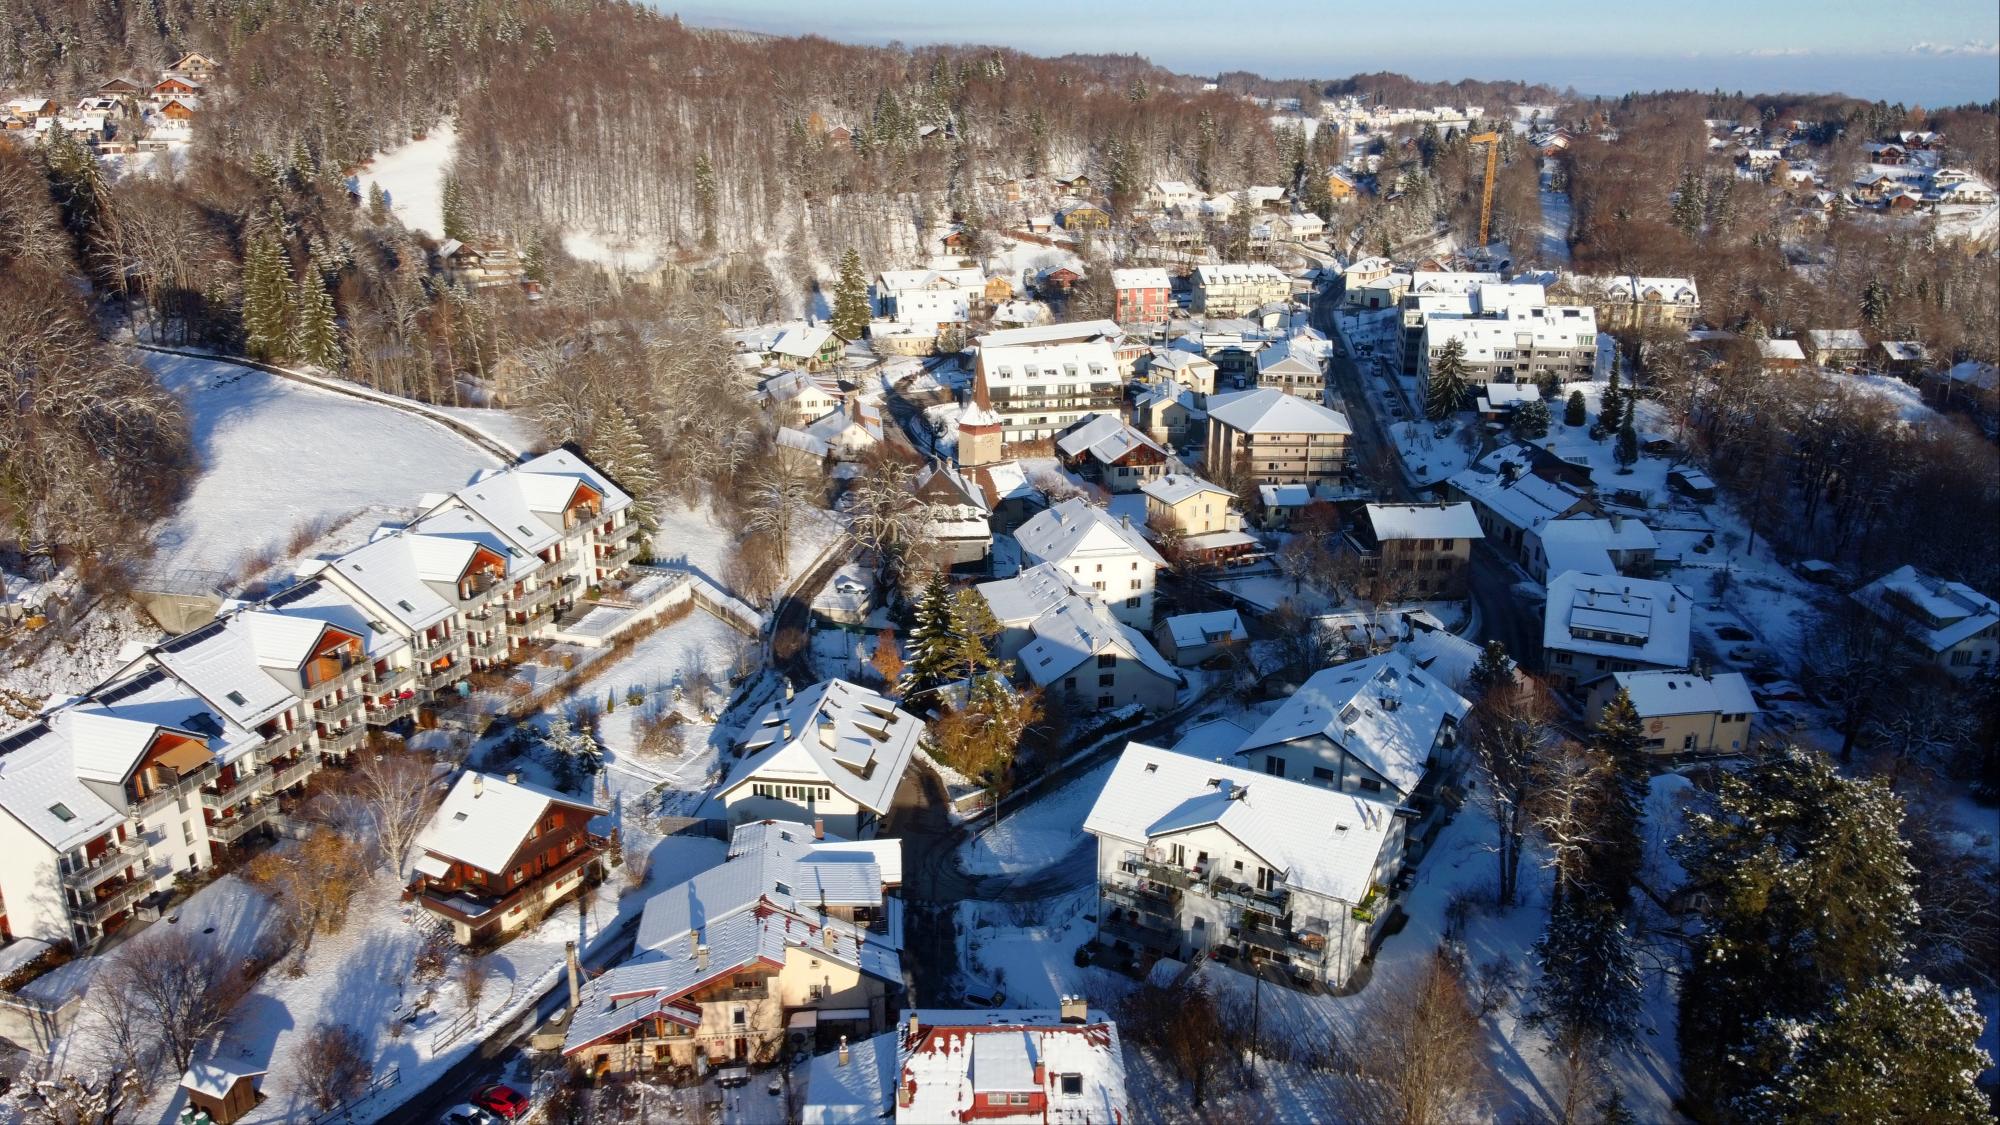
442,1106 -> 498,1125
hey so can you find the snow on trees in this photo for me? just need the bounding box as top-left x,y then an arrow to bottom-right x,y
1424,338 -> 1470,421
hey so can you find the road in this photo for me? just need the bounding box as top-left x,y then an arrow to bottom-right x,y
1313,282 -> 1414,503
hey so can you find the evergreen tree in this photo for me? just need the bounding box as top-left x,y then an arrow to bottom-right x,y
591,407 -> 660,531
946,589 -> 1002,685
1424,338 -> 1470,420
1614,415 -> 1639,474
1674,748 -> 1917,1113
1860,278 -> 1889,336
693,155 -> 718,249
440,174 -> 472,242
1511,398 -> 1551,439
1671,165 -> 1706,237
288,257 -> 343,369
1468,640 -> 1513,697
1599,368 -> 1623,431
367,183 -> 390,223
830,247 -> 870,341
242,227 -> 294,361
1591,688 -> 1648,909
1529,897 -> 1642,1066
1565,389 -> 1587,426
1735,976 -> 1989,1124
900,573 -> 957,698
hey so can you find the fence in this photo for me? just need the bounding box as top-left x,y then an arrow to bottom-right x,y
304,1064 -> 401,1125
431,1006 -> 477,1052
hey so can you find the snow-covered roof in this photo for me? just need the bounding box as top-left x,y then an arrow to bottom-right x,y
1543,572 -> 1694,669
1757,338 -> 1806,362
1394,628 -> 1485,691
415,772 -> 606,875
1364,502 -> 1483,542
974,320 -> 1122,349
1206,387 -> 1351,436
0,719 -> 130,852
1054,414 -> 1165,465
1255,339 -> 1322,378
1449,467 -> 1588,533
1536,516 -> 1658,579
898,1010 -> 1127,1125
1878,340 -> 1927,362
182,1060 -> 266,1100
1195,263 -> 1289,285
724,680 -> 922,816
1151,349 -> 1216,373
1480,383 -> 1542,408
1807,328 -> 1867,352
980,566 -> 1179,687
1014,498 -> 1165,568
1609,671 -> 1757,718
973,462 -> 1044,509
801,1030 -> 899,1124
443,449 -> 632,556
1258,483 -> 1313,509
770,324 -> 838,358
1083,742 -> 1397,903
978,562 -> 1091,625
1235,651 -> 1469,796
1852,565 -> 2000,653
1140,473 -> 1232,508
1161,610 -> 1246,650
261,578 -> 407,659
635,819 -> 897,954
1110,267 -> 1172,289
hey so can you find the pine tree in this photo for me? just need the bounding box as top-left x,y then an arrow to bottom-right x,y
1671,165 -> 1706,237
1614,415 -> 1639,474
288,257 -> 343,369
367,183 -> 390,223
946,589 -> 1002,685
1599,368 -> 1623,431
591,407 -> 661,530
1468,640 -> 1513,697
900,573 -> 957,698
1735,976 -> 1990,1124
831,247 -> 870,341
1675,748 -> 1917,1113
1565,389 -> 1587,427
1529,896 -> 1642,1063
1424,338 -> 1470,420
440,174 -> 472,242
1591,688 -> 1648,909
1860,278 -> 1889,336
1511,398 -> 1551,439
242,227 -> 294,361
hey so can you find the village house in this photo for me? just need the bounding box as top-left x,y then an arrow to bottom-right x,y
1140,474 -> 1255,567
971,462 -> 1048,533
716,679 -> 923,839
564,819 -> 903,1075
405,771 -> 608,945
1542,572 -> 1695,692
1205,388 -> 1352,487
1558,275 -> 1701,332
1254,339 -> 1326,401
1254,482 -> 1314,529
1148,349 -> 1218,400
1874,340 -> 1927,377
1850,566 -> 2000,679
1325,168 -> 1361,202
1192,263 -> 1291,317
1154,610 -> 1247,667
1012,498 -> 1166,629
765,324 -> 846,372
1525,514 -> 1659,584
1343,503 -> 1483,597
1083,741 -> 1404,989
760,370 -> 845,427
911,462 -> 992,568
1110,267 -> 1173,325
437,239 -> 525,290
1058,205 -> 1111,231
873,267 -> 983,326
1584,671 -> 1757,756
1806,328 -> 1869,369
3,97 -> 56,120
168,52 -> 222,81
970,321 -> 1125,443
1130,383 -> 1201,447
1147,180 -> 1201,210
149,75 -> 201,101
1053,414 -> 1170,493
978,564 -> 1181,714
983,274 -> 1015,305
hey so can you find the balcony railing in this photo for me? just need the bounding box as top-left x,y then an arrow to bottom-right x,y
83,876 -> 151,922
270,755 -> 317,790
1101,879 -> 1181,914
207,800 -> 280,844
130,760 -> 220,817
1119,854 -> 1198,890
318,725 -> 365,754
509,583 -> 556,612
469,632 -> 509,660
368,695 -> 420,725
258,725 -> 309,758
708,985 -> 770,1002
1099,916 -> 1181,953
60,837 -> 145,890
201,767 -> 272,810
415,844 -> 603,928
1238,921 -> 1327,959
414,632 -> 462,662
1206,877 -> 1290,916
365,662 -> 418,692
314,694 -> 363,724
599,541 -> 641,569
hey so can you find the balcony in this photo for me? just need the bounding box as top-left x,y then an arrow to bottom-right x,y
318,724 -> 365,754
60,837 -> 145,890
1101,879 -> 1181,915
83,875 -> 151,923
414,632 -> 463,663
599,541 -> 641,569
1119,854 -> 1198,890
207,800 -> 280,844
368,695 -> 421,725
365,662 -> 418,692
314,695 -> 363,727
509,583 -> 556,613
1206,877 -> 1290,916
258,725 -> 309,758
1237,921 -> 1327,959
506,604 -> 554,634
469,632 -> 509,660
130,760 -> 220,817
201,767 -> 272,810
1099,916 -> 1181,953
708,984 -> 770,1002
415,845 -> 603,929
269,755 -> 317,791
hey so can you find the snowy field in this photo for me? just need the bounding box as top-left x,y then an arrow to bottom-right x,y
352,123 -> 456,237
141,351 -> 501,583
435,404 -> 543,455
646,499 -> 842,593
957,758 -> 1113,876
1537,160 -> 1573,265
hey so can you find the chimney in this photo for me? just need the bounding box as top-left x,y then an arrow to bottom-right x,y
839,1035 -> 850,1067
907,1011 -> 921,1042
813,817 -> 825,841
689,932 -> 699,958
1608,512 -> 1623,532
1059,995 -> 1089,1024
785,680 -> 795,702
696,944 -> 709,971
565,940 -> 581,1013
506,771 -> 519,785
823,926 -> 837,951
472,773 -> 484,799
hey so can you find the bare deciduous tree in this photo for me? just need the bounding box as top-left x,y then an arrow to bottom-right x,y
346,743 -> 445,877
294,1022 -> 372,1111
102,929 -> 247,1074
1359,950 -> 1491,1125
1465,676 -> 1561,907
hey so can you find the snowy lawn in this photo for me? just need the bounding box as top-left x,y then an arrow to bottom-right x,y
957,758 -> 1113,876
352,123 -> 456,237
957,890 -> 1130,1010
1527,384 -> 1674,505
1388,418 -> 1480,486
435,405 -> 544,455
141,351 -> 500,583
645,501 -> 842,596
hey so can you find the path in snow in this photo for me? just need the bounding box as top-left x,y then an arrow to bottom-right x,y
1538,158 -> 1573,265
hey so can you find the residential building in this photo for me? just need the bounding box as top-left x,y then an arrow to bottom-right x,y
1140,474 -> 1235,536
716,680 -> 923,839
971,321 -> 1125,443
405,772 -> 608,944
1148,349 -> 1218,400
1875,340 -> 1927,376
1154,610 -> 1247,667
1012,498 -> 1165,628
1851,566 -> 2000,679
1543,572 -> 1695,692
1148,180 -> 1201,209
873,268 -> 984,326
1254,339 -> 1326,400
1525,514 -> 1658,583
1254,482 -> 1314,529
767,325 -> 846,372
1419,302 -> 1599,399
912,462 -> 992,568
1806,328 -> 1869,369
977,564 -> 1181,714
1192,264 -> 1290,317
1345,503 -> 1483,597
564,819 -> 903,1074
436,239 -> 525,290
1205,388 -> 1352,486
761,370 -> 844,427
1058,205 -> 1111,231
1083,742 -> 1402,988
1557,275 -> 1701,332
1053,414 -> 1170,493
1131,384 -> 1200,447
971,462 -> 1047,532
1111,267 -> 1172,325
1584,671 -> 1757,755
1757,338 -> 1807,370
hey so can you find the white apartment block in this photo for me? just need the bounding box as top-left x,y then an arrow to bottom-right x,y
1420,301 -> 1600,404
1193,264 -> 1291,317
874,268 -> 984,326
1013,499 -> 1166,629
971,321 -> 1127,442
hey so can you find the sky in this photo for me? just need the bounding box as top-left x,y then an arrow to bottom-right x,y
667,0 -> 2000,105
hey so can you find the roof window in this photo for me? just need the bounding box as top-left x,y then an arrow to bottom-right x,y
49,803 -> 75,822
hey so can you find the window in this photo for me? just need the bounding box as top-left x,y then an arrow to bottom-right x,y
986,1094 -> 1008,1107
513,868 -> 526,885
1130,579 -> 1142,590
733,1008 -> 747,1026
1125,596 -> 1141,608
1097,654 -> 1117,669
1098,695 -> 1115,708
1312,766 -> 1335,782
1065,677 -> 1077,690
1011,1093 -> 1032,1106
1265,757 -> 1286,777
1098,673 -> 1115,687
1358,777 -> 1383,792
49,803 -> 75,822
1552,651 -> 1573,666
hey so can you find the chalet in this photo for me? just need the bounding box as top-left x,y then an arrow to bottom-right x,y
169,52 -> 222,81
1896,130 -> 1941,151
1874,340 -> 1927,376
3,97 -> 55,120
1864,142 -> 1907,165
978,565 -> 1181,714
717,680 -> 922,839
1584,671 -> 1756,756
765,324 -> 845,372
1325,168 -> 1360,201
983,274 -> 1015,305
1058,206 -> 1110,232
1806,328 -> 1868,369
1883,188 -> 1923,212
1756,338 -> 1807,371
886,1003 -> 1129,1123
437,239 -> 525,289
150,75 -> 201,100
1053,414 -> 1169,493
1035,265 -> 1082,294
405,772 -> 609,945
564,819 -> 903,1074
95,77 -> 145,97
1851,566 -> 2000,679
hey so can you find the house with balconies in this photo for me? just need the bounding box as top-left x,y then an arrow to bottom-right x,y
716,680 -> 924,840
1083,741 -> 1401,989
1013,498 -> 1166,629
430,449 -> 641,611
405,771 -> 609,945
564,819 -> 903,1075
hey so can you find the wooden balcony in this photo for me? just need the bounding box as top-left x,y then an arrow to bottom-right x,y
413,842 -> 604,931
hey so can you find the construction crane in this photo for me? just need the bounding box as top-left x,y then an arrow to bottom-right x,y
1469,131 -> 1502,247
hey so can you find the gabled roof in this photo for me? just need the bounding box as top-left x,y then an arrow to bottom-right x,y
415,772 -> 606,875
913,463 -> 988,512
1161,610 -> 1246,650
722,680 -> 922,815
635,819 -> 898,953
182,1060 -> 265,1101
1852,565 -> 2000,653
1206,388 -> 1351,436
1054,415 -> 1166,466
1083,742 -> 1397,903
1234,652 -> 1469,795
770,324 -> 839,358
1609,671 -> 1757,718
1364,502 -> 1483,542
1014,498 -> 1165,568
1140,473 -> 1232,508
1543,571 -> 1694,668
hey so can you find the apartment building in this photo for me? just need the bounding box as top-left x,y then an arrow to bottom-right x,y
1584,671 -> 1757,756
1110,267 -> 1173,325
977,564 -> 1181,714
874,268 -> 984,326
1543,572 -> 1696,692
1084,742 -> 1402,989
1254,339 -> 1326,401
1204,388 -> 1352,486
716,680 -> 923,840
1345,503 -> 1484,597
1851,566 -> 2000,680
1557,274 -> 1702,332
971,321 -> 1126,442
1013,498 -> 1166,629
1192,263 -> 1290,317
1420,302 -> 1600,401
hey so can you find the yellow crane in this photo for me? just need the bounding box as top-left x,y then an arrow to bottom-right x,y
1469,131 -> 1502,246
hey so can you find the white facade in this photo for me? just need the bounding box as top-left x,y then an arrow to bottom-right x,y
1193,264 -> 1290,317
1012,499 -> 1165,629
972,322 -> 1126,442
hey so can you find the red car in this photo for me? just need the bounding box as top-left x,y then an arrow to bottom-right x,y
472,1085 -> 529,1121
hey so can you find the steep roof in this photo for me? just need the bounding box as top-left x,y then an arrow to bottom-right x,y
899,1010 -> 1128,1125
1852,565 -> 2000,653
1014,499 -> 1165,568
415,772 -> 606,875
635,819 -> 898,953
722,680 -> 922,815
1235,651 -> 1469,795
1206,388 -> 1351,436
1140,474 -> 1233,508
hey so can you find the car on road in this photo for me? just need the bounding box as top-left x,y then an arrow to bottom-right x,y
472,1084 -> 530,1121
441,1106 -> 498,1125
717,1066 -> 751,1089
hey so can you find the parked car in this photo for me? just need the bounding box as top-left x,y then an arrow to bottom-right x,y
716,1066 -> 751,1089
441,1106 -> 498,1125
472,1084 -> 530,1121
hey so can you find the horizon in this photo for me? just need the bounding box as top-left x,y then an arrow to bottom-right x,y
668,0 -> 2000,107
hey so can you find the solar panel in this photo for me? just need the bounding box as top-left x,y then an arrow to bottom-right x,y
157,618 -> 226,653
0,721 -> 51,758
